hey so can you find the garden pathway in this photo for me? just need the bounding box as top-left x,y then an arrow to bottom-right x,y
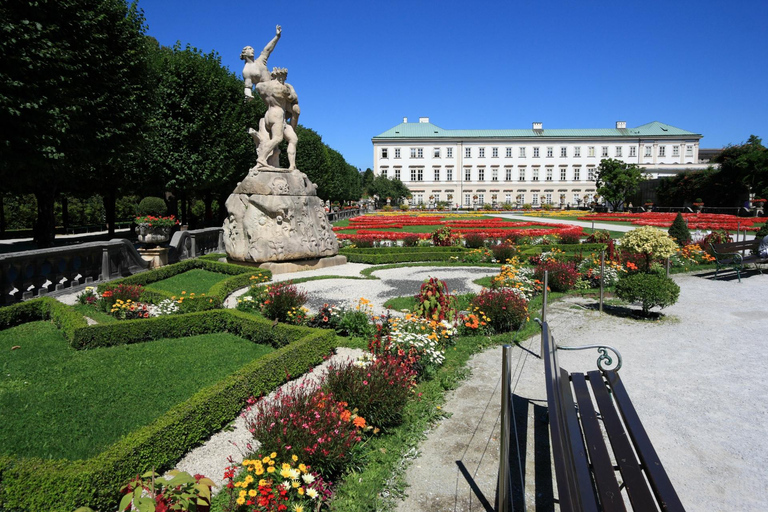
395,269 -> 768,511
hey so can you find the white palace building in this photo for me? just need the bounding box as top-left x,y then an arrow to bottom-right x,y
371,118 -> 710,208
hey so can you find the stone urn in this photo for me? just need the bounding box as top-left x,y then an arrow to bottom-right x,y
135,224 -> 171,244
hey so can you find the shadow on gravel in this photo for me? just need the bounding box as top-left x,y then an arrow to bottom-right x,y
492,396 -> 555,511
581,302 -> 665,321
692,268 -> 764,282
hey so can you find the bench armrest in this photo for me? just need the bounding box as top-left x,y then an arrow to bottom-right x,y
558,344 -> 623,371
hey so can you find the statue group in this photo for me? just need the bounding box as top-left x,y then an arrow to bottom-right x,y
223,26 -> 339,264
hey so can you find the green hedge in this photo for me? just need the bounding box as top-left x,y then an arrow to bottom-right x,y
0,297 -> 87,338
516,243 -> 607,257
98,258 -> 270,311
0,306 -> 336,511
340,246 -> 468,264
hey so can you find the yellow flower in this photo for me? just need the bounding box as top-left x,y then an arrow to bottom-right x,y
267,466 -> 275,473
248,489 -> 257,497
239,490 -> 247,498
244,475 -> 253,484
270,452 -> 277,458
297,487 -> 305,495
293,505 -> 304,512
236,496 -> 245,505
292,454 -> 298,462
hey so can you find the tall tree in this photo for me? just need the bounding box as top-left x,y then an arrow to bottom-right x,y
143,43 -> 257,225
0,0 -> 152,246
361,168 -> 375,195
595,158 -> 645,211
715,135 -> 768,202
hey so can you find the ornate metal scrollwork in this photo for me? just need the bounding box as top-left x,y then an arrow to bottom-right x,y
557,344 -> 623,372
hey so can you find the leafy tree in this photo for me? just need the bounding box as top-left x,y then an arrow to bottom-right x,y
715,135 -> 768,202
368,175 -> 411,206
595,159 -> 645,211
361,169 -> 375,195
0,0 -> 152,246
143,43 -> 257,225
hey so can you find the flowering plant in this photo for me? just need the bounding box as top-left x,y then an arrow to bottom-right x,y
119,469 -> 215,512
413,277 -> 458,322
469,289 -> 529,333
223,454 -> 331,512
490,258 -> 542,300
134,214 -> 179,227
244,384 -> 368,480
110,299 -> 150,320
76,286 -> 99,305
578,255 -> 625,287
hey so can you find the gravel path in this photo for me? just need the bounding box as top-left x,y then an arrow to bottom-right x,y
395,269 -> 768,511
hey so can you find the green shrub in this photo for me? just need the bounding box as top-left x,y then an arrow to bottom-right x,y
430,226 -> 459,247
668,213 -> 692,246
615,272 -> 680,316
557,231 -> 582,244
754,221 -> 768,239
463,232 -> 486,249
533,261 -> 580,292
323,354 -> 417,430
585,230 -> 612,243
136,196 -> 167,217
469,288 -> 528,333
620,226 -> 678,271
402,234 -> 420,247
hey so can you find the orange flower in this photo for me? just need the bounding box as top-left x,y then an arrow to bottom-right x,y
340,410 -> 351,422
353,416 -> 366,428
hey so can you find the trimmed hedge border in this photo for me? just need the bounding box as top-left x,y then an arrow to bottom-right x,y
98,258 -> 271,311
340,246 -> 468,264
0,302 -> 335,511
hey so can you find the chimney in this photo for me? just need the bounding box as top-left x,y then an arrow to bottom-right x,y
616,121 -> 627,129
532,122 -> 543,130
403,117 -> 408,123
419,117 -> 430,124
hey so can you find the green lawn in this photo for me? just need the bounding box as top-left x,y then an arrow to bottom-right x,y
145,268 -> 232,296
0,321 -> 274,460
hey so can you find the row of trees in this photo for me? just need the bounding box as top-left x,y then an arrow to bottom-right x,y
0,0 -> 361,247
594,136 -> 767,210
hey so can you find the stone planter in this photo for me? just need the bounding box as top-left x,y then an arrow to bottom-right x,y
135,223 -> 171,244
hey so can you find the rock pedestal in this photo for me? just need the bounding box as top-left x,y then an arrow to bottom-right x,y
223,167 -> 339,263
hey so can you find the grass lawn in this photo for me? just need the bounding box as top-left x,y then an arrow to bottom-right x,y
145,268 -> 233,296
0,321 -> 274,460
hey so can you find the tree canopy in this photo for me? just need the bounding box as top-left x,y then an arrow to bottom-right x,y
0,0 -> 152,246
595,158 -> 645,211
715,135 -> 768,201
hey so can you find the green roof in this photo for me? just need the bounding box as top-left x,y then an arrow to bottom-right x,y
372,120 -> 702,140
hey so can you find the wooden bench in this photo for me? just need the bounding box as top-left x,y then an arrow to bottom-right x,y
540,320 -> 685,511
709,240 -> 768,282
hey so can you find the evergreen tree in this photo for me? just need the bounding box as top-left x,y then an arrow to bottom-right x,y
668,212 -> 691,246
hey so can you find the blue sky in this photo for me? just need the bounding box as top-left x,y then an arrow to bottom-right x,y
137,0 -> 768,172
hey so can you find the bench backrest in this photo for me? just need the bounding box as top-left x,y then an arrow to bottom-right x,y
542,322 -> 600,512
710,240 -> 758,254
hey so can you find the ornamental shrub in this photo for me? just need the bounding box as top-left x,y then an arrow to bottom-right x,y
668,213 -> 692,246
136,196 -> 167,217
585,230 -> 612,243
533,260 -> 580,292
492,241 -> 516,263
469,288 -> 529,333
402,233 -> 420,247
413,277 -> 458,322
351,235 -> 375,248
615,272 -> 680,316
463,232 -> 486,249
254,281 -> 308,322
431,226 -> 459,247
244,385 -> 365,480
323,353 -> 417,430
701,230 -> 733,253
557,231 -> 581,244
620,226 -> 678,272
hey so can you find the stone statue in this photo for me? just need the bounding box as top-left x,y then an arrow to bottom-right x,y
223,25 -> 340,265
252,67 -> 300,170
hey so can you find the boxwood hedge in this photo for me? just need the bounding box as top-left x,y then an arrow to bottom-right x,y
0,301 -> 335,512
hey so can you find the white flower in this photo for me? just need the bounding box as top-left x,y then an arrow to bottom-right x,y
306,488 -> 319,499
302,473 -> 316,484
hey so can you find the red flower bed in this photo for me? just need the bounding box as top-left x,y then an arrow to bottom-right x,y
579,212 -> 767,231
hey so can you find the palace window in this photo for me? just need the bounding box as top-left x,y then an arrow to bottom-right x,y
434,168 -> 440,181
394,148 -> 401,159
505,168 -> 512,181
465,147 -> 471,158
478,168 -> 485,181
533,147 -> 540,158
518,168 -> 526,181
492,169 -> 498,181
602,146 -> 609,157
519,147 -> 526,158
492,147 -> 498,158
465,168 -> 471,181
560,168 -> 567,180
615,146 -> 622,157
394,168 -> 401,179
659,146 -> 666,157
479,147 -> 485,158
574,168 -> 580,181
546,168 -> 553,181
532,169 -> 539,181
506,147 -> 513,158
560,147 -> 567,157
446,168 -> 453,181
588,146 -> 595,157
629,146 -> 636,157
434,147 -> 440,158
574,146 -> 581,157
546,147 -> 553,158
645,146 -> 652,157
672,146 -> 679,157
381,148 -> 388,159
447,147 -> 453,158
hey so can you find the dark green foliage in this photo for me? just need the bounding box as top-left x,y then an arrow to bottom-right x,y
136,196 -> 168,216
595,158 -> 645,211
367,175 -> 412,206
463,232 -> 486,248
615,272 -> 681,316
668,213 -> 692,246
339,246 -> 468,264
469,289 -> 529,333
0,305 -> 335,511
491,241 -> 516,263
755,220 -> 768,239
413,277 -> 458,322
715,135 -> 768,203
0,0 -> 153,246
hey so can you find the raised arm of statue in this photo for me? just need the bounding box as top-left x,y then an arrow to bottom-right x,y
258,25 -> 282,65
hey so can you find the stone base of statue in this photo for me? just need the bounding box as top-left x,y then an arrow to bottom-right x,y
222,254 -> 347,275
138,247 -> 169,269
222,167 -> 339,263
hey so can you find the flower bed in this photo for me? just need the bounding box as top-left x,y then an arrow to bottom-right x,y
578,212 -> 768,231
0,301 -> 335,511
